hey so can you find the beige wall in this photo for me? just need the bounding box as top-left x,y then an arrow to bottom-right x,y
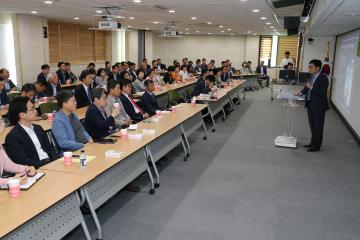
152,34 -> 259,69
145,31 -> 153,61
126,30 -> 139,65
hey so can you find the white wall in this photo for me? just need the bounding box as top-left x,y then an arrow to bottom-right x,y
145,31 -> 153,61
111,30 -> 126,63
126,30 -> 139,65
152,34 -> 259,69
301,36 -> 336,72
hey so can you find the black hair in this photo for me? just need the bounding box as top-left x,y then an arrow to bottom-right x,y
157,58 -> 161,61
210,60 -> 215,63
241,62 -> 248,67
41,64 -> 50,70
136,69 -> 145,77
202,58 -> 206,61
205,75 -> 215,83
180,64 -> 187,70
112,65 -> 118,70
309,59 -> 322,69
144,79 -> 153,87
174,65 -> 180,70
201,68 -> 209,75
221,66 -> 228,71
152,60 -> 157,64
56,90 -> 74,109
87,62 -> 95,68
35,79 -> 47,87
107,79 -> 120,92
167,66 -> 175,72
96,68 -> 107,77
105,61 -> 111,66
8,96 -> 30,125
221,61 -> 226,65
285,51 -> 290,55
287,62 -> 294,67
247,61 -> 252,64
57,61 -> 64,68
79,69 -> 96,81
196,59 -> 201,64
21,83 -> 36,93
64,62 -> 70,67
120,79 -> 132,90
91,87 -> 106,102
143,58 -> 148,62
128,62 -> 136,67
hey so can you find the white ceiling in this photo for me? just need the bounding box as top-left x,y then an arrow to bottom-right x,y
0,0 -> 304,35
308,0 -> 360,36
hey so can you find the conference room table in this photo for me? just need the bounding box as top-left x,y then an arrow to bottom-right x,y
196,80 -> 246,132
232,73 -> 259,89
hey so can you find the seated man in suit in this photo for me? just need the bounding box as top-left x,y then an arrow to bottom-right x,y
220,66 -> 232,83
157,58 -> 166,70
46,72 -> 62,97
0,68 -> 17,92
5,97 -> 59,168
34,79 -> 50,99
192,69 -> 210,97
37,64 -> 50,83
120,79 -> 149,123
256,61 -> 270,87
84,88 -> 120,141
56,61 -> 70,85
64,62 -> 77,83
108,65 -> 119,80
105,80 -> 131,128
75,69 -> 96,108
141,80 -> 160,116
52,91 -> 93,152
163,66 -> 174,84
0,78 -> 9,110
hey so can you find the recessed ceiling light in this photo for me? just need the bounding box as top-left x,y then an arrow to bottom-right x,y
179,31 -> 183,34
169,10 -> 175,13
128,25 -> 132,28
196,30 -> 200,33
260,17 -> 267,20
240,0 -> 248,2
74,17 -> 79,20
129,17 -> 135,20
133,0 -> 142,2
185,28 -> 190,31
266,22 -> 271,25
227,28 -> 232,31
31,11 -> 38,14
273,29 -> 277,31
207,22 -> 212,25
191,17 -> 197,20
44,1 -> 52,4
186,32 -> 190,35
146,27 -> 149,30
116,16 -> 125,19
253,33 -> 257,35
208,33 -> 212,35
221,30 -> 225,33
153,21 -> 159,24
96,10 -> 102,14
247,30 -> 251,33
252,9 -> 260,13
219,25 -> 224,28
230,33 -> 234,35
270,26 -> 274,28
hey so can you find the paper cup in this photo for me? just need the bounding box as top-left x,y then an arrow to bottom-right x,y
120,129 -> 128,140
8,178 -> 20,198
171,106 -> 176,113
43,97 -> 48,103
63,151 -> 73,166
47,113 -> 54,121
156,110 -> 161,116
113,102 -> 120,109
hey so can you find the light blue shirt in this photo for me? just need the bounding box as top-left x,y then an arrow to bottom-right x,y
307,71 -> 321,100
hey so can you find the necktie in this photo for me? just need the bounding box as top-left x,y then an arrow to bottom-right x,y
307,75 -> 316,101
87,87 -> 92,103
129,96 -> 144,115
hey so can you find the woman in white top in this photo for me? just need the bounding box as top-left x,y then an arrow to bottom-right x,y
146,70 -> 163,85
240,62 -> 249,74
179,65 -> 189,80
132,69 -> 146,93
95,68 -> 109,89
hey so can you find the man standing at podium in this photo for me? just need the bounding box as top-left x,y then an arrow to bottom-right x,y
296,59 -> 329,152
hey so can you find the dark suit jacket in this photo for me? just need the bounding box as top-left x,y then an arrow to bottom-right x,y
120,94 -> 143,122
84,104 -> 115,140
256,66 -> 267,75
163,73 -> 173,84
158,63 -> 166,70
4,123 -> 58,168
0,90 -> 8,106
141,91 -> 159,116
220,72 -> 232,82
46,82 -> 62,97
37,73 -> 47,83
128,71 -> 137,82
75,84 -> 91,108
56,69 -> 70,84
301,73 -> 329,112
192,77 -> 208,97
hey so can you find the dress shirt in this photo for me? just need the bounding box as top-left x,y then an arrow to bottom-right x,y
19,123 -> 49,161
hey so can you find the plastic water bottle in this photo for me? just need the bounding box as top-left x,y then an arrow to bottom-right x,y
80,149 -> 86,168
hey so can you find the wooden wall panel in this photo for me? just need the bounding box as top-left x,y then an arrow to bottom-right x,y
277,36 -> 299,66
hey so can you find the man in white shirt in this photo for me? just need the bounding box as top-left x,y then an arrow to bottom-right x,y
5,97 -> 58,168
47,72 -> 61,97
280,51 -> 294,68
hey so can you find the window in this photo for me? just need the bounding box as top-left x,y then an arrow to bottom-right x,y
48,22 -> 109,64
277,36 -> 300,66
259,36 -> 273,66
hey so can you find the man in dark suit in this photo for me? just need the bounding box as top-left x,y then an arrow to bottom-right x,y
297,59 -> 329,152
56,62 -> 70,85
157,58 -> 166,70
127,62 -> 137,82
84,88 -> 120,141
5,97 -> 59,168
46,72 -> 61,97
119,79 -> 149,122
220,66 -> 232,82
75,69 -> 95,108
108,65 -> 120,80
141,80 -> 160,116
256,61 -> 270,87
192,69 -> 210,97
37,64 -> 50,83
